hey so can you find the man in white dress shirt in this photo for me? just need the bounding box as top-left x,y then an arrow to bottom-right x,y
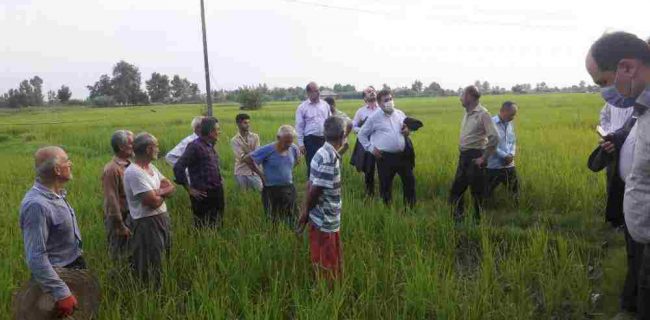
351,86 -> 380,197
165,116 -> 204,166
295,82 -> 331,178
357,89 -> 415,207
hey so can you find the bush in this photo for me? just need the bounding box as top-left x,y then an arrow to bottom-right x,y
237,87 -> 266,110
64,99 -> 86,106
90,95 -> 117,108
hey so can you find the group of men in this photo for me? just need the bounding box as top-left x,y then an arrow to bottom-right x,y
18,77 -> 524,315
585,31 -> 650,320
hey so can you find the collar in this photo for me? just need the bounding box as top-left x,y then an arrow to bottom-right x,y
113,156 -> 131,167
199,136 -> 214,147
466,104 -> 483,115
33,180 -> 66,200
323,142 -> 342,160
366,104 -> 378,110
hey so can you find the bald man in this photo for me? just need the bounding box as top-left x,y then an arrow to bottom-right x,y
19,146 -> 84,318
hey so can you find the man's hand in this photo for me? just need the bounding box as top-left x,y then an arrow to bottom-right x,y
600,140 -> 616,154
160,179 -> 171,189
295,209 -> 309,235
372,148 -> 382,159
401,124 -> 410,137
504,154 -> 514,165
188,188 -> 207,200
338,142 -> 350,155
55,295 -> 78,318
116,224 -> 132,238
299,146 -> 306,155
473,156 -> 486,168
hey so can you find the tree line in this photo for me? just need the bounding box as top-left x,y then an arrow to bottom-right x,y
0,60 -> 601,109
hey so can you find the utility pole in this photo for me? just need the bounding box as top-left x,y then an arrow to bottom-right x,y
200,0 -> 213,116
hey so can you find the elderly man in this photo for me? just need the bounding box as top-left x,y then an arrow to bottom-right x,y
358,89 -> 416,208
244,125 -> 301,225
165,116 -> 204,166
102,129 -> 133,260
174,117 -> 225,228
449,85 -> 499,222
351,86 -> 380,197
486,101 -> 519,203
20,146 -> 84,318
324,97 -> 353,155
231,113 -> 263,191
124,132 -> 175,283
587,31 -> 650,318
296,82 -> 331,177
296,116 -> 346,282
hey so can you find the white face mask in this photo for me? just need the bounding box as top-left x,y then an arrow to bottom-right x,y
382,101 -> 395,114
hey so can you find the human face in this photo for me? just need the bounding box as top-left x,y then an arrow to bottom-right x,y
148,140 -> 160,160
307,84 -> 320,102
120,134 -> 134,158
500,108 -> 517,122
364,88 -> 377,103
209,124 -> 221,142
586,52 -> 615,88
277,134 -> 294,150
238,119 -> 250,132
55,151 -> 73,181
614,59 -> 648,98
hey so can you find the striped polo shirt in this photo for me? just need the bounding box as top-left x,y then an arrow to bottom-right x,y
308,142 -> 342,233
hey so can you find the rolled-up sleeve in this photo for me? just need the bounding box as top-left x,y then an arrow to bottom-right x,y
173,143 -> 195,186
483,113 -> 499,148
21,203 -> 71,300
357,116 -> 374,151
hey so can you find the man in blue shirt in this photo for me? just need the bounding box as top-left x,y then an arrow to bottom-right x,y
19,146 -> 84,318
244,125 -> 301,226
487,101 -> 519,203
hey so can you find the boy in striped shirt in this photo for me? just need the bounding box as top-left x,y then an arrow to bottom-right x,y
297,116 -> 346,281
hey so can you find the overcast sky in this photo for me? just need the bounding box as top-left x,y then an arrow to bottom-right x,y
1,0 -> 648,99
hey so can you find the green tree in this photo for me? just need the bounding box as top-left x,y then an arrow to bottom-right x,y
29,76 -> 44,106
146,73 -> 171,103
87,74 -> 113,98
111,60 -> 147,105
57,85 -> 72,103
411,80 -> 423,93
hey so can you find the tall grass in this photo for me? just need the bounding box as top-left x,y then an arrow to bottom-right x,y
0,94 -> 624,318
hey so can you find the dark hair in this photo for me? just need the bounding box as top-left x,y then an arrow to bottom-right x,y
324,116 -> 345,142
324,97 -> 335,107
200,117 -> 218,136
464,85 -> 481,99
376,89 -> 392,103
501,101 -> 517,111
590,31 -> 650,72
235,113 -> 250,124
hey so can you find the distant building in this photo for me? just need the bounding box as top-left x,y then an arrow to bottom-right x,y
320,90 -> 339,99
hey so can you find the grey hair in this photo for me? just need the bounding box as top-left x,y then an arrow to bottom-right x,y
34,146 -> 63,178
110,129 -> 133,154
191,116 -> 204,131
133,132 -> 157,157
276,125 -> 297,138
324,116 -> 345,142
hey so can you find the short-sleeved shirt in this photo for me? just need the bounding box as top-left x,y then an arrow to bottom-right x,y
124,163 -> 167,220
308,142 -> 342,233
251,143 -> 300,186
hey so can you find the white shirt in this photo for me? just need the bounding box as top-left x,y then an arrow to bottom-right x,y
165,133 -> 198,166
352,104 -> 379,133
619,123 -> 637,181
600,103 -> 634,134
358,109 -> 407,153
124,163 -> 167,220
295,99 -> 331,146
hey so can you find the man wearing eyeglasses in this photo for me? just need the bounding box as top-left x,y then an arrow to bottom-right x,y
357,89 -> 416,208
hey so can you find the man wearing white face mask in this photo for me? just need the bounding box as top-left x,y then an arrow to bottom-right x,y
357,89 -> 415,207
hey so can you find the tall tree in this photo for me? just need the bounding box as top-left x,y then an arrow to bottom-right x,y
111,60 -> 147,105
57,85 -> 72,103
87,74 -> 113,98
411,80 -> 423,93
29,76 -> 44,106
146,73 -> 171,103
